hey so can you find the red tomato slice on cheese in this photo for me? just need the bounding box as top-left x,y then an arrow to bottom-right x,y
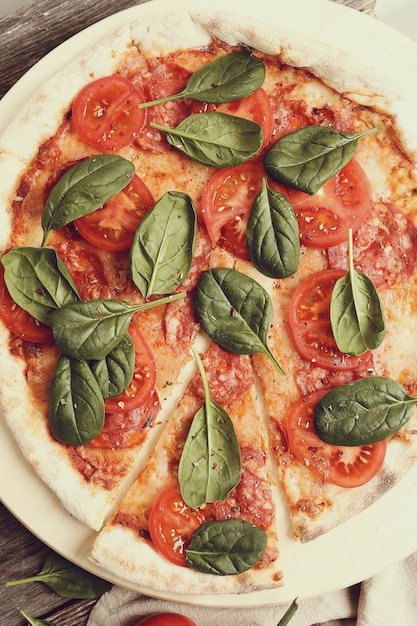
72,75 -> 146,150
288,268 -> 372,371
148,484 -> 211,567
0,263 -> 53,343
288,159 -> 373,248
104,321 -> 157,413
74,174 -> 155,251
201,161 -> 288,259
192,88 -> 274,147
287,391 -> 387,487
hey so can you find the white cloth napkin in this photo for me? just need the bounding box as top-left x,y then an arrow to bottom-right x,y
88,551 -> 417,626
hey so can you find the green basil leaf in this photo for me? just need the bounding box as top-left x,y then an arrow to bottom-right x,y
151,112 -> 263,168
139,50 -> 265,108
278,599 -> 299,626
89,332 -> 134,399
1,247 -> 79,325
41,155 -> 135,245
195,268 -> 285,375
20,612 -> 56,626
48,355 -> 105,445
186,519 -> 267,575
178,347 -> 241,508
314,376 -> 417,446
247,177 -> 300,278
264,125 -> 377,194
49,292 -> 185,360
130,191 -> 196,297
330,229 -> 385,355
8,553 -> 112,598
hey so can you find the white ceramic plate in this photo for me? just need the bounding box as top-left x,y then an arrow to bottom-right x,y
2,0 -> 417,607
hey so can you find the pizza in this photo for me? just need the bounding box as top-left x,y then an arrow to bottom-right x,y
1,4 -> 417,595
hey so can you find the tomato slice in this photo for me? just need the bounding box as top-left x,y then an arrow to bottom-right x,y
201,161 -> 288,259
288,159 -> 373,248
104,320 -> 157,413
288,268 -> 372,371
0,263 -> 53,343
72,75 -> 146,150
192,88 -> 274,147
286,391 -> 387,487
148,484 -> 211,567
74,174 -> 154,251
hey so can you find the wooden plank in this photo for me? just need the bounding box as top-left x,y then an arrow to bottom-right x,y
0,503 -> 97,625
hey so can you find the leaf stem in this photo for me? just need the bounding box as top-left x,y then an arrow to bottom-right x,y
277,598 -> 299,625
138,91 -> 186,109
347,227 -> 354,276
191,346 -> 210,404
6,575 -> 39,587
133,290 -> 187,314
265,346 -> 286,376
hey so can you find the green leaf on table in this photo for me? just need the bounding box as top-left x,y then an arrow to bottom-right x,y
7,553 -> 112,598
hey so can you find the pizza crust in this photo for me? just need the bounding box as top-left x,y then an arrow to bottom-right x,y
0,327 -> 116,530
91,524 -> 283,595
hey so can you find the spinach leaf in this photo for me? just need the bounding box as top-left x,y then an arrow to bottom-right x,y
48,355 -> 105,445
139,50 -> 265,108
330,229 -> 385,355
7,553 -> 112,598
278,599 -> 299,626
89,332 -> 134,399
186,519 -> 267,575
178,347 -> 241,508
150,112 -> 263,168
314,376 -> 417,446
49,291 -> 185,360
41,155 -> 135,245
1,247 -> 79,325
247,177 -> 300,278
20,613 -> 56,626
264,125 -> 377,194
130,191 -> 196,297
195,268 -> 285,374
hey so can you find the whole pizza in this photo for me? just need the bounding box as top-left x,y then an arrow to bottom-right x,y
1,2 -> 417,596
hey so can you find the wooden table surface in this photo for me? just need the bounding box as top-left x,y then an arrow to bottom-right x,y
0,0 -> 376,624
